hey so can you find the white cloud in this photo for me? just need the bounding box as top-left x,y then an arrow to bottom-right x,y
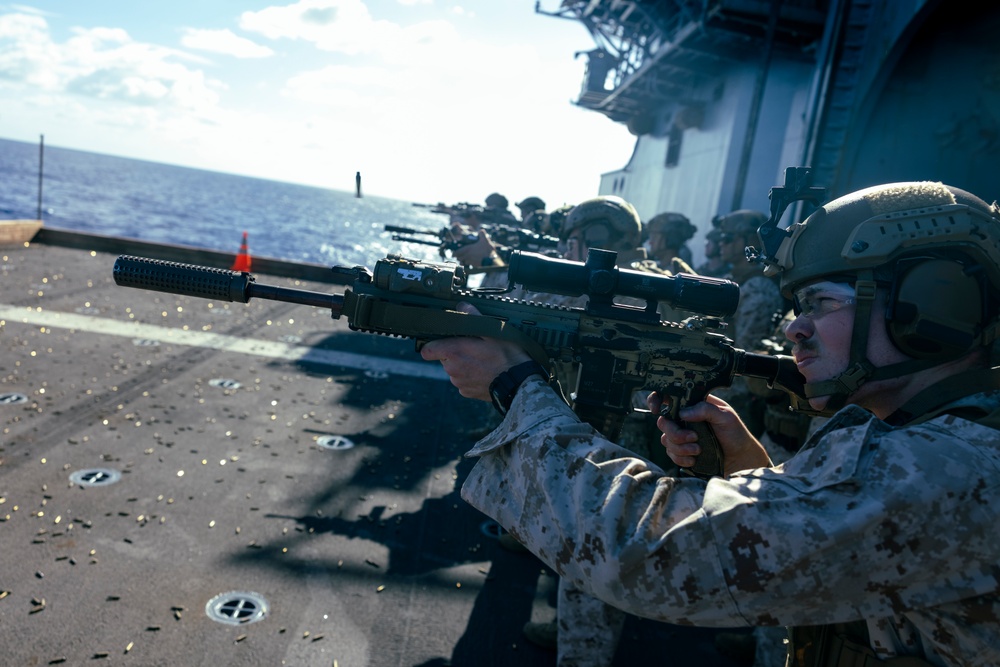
6,4 -> 48,16
180,28 -> 275,58
283,64 -> 397,106
0,9 -> 45,37
239,0 -> 399,55
0,12 -> 223,117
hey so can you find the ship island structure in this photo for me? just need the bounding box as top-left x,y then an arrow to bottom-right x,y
538,0 -> 998,256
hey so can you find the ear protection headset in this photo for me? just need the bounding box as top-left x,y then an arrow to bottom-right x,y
886,256 -> 990,361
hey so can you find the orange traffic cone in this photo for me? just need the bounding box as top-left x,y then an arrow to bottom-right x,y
231,231 -> 252,272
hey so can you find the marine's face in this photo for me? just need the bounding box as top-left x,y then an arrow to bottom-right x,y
784,281 -> 858,412
784,281 -> 910,414
565,223 -> 611,262
717,231 -> 746,264
704,236 -> 720,259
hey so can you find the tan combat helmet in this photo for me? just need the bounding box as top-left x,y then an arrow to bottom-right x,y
517,196 -> 546,214
561,196 -> 642,251
716,210 -> 768,239
646,212 -> 696,247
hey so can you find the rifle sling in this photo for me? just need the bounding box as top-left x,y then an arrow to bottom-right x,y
363,300 -> 552,368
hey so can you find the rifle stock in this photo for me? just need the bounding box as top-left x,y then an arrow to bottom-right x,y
113,251 -> 806,479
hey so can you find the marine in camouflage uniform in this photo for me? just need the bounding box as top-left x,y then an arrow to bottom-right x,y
644,211 -> 696,269
695,223 -> 732,279
484,192 -> 519,226
460,375 -> 1000,666
421,180 -> 1000,667
516,196 -> 546,227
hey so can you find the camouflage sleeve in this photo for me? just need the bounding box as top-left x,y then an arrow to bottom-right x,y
464,377 -> 741,625
731,276 -> 784,351
461,379 -> 1000,629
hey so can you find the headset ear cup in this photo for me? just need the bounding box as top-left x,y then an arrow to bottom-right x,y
888,260 -> 983,360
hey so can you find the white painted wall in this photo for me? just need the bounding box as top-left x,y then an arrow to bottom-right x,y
596,57 -> 816,266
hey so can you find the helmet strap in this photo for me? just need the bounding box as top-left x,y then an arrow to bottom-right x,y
848,276 -> 878,360
884,367 -> 1000,426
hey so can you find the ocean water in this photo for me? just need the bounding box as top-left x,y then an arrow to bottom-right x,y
0,137 -> 445,268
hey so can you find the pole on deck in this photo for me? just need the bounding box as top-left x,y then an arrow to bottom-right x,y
37,134 -> 45,220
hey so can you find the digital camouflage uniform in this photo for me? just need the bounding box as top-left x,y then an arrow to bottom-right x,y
461,376 -> 1000,667
746,308 -> 823,667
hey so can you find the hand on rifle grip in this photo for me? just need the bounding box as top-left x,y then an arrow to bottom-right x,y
680,420 -> 724,479
652,393 -> 771,479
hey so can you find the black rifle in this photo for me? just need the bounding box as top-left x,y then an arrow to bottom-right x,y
112,249 -> 806,478
386,224 -> 560,261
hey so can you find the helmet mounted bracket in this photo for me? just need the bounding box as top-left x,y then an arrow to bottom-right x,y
747,166 -> 827,275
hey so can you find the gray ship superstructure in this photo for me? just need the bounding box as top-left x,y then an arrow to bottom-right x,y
540,1 -> 998,260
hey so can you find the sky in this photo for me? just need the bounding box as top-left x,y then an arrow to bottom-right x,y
0,0 -> 638,208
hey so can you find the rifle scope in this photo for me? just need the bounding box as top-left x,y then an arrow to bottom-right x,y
508,249 -> 740,319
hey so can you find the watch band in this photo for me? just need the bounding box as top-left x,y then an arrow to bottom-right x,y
489,360 -> 548,416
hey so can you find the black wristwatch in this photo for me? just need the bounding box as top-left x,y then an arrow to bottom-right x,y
489,360 -> 548,416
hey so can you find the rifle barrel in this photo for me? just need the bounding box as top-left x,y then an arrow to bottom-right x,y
739,351 -> 806,397
385,225 -> 438,236
112,255 -> 345,313
391,235 -> 440,247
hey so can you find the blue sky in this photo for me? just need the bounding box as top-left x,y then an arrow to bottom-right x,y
0,1 -> 636,208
